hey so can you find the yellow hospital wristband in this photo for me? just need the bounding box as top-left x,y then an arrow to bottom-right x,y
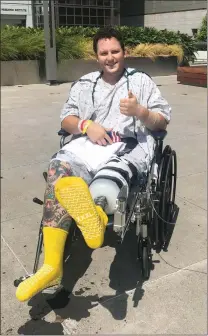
82,120 -> 93,134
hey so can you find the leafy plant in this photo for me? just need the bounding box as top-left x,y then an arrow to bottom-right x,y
0,25 -> 196,63
0,27 -> 18,60
56,34 -> 86,60
15,31 -> 45,60
196,15 -> 207,42
0,25 -> 44,60
130,44 -> 183,63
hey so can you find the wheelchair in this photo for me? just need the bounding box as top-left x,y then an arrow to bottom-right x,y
14,128 -> 177,292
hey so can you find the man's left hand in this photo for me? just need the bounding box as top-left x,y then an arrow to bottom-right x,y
120,91 -> 142,117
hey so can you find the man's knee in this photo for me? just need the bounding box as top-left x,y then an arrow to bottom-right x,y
47,160 -> 71,182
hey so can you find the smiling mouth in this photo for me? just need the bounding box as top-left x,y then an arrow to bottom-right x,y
106,63 -> 117,68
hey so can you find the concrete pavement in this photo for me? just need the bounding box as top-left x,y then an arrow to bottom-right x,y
1,76 -> 207,335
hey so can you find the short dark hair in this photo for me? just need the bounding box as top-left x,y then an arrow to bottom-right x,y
93,27 -> 125,54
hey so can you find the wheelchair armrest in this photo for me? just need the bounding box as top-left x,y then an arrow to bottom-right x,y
58,128 -> 71,137
151,130 -> 167,141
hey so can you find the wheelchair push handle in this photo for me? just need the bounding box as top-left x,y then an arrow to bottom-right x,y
58,129 -> 71,137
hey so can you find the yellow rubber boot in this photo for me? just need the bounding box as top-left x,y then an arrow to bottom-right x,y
55,177 -> 108,249
16,227 -> 67,302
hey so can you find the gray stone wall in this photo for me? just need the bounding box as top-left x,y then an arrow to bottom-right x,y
120,0 -> 206,16
120,0 -> 207,33
145,0 -> 207,14
144,9 -> 207,35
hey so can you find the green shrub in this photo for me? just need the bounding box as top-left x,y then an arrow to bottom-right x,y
115,26 -> 196,64
0,25 -> 44,60
196,15 -> 207,42
56,33 -> 87,60
0,25 -> 197,64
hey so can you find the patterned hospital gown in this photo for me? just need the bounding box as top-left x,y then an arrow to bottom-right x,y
53,68 -> 171,182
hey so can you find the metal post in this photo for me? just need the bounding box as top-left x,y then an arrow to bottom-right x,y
43,0 -> 57,85
117,0 -> 120,26
111,0 -> 114,26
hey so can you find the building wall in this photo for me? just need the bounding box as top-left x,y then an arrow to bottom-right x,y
1,0 -> 33,27
144,9 -> 207,35
144,0 -> 207,14
120,0 -> 207,34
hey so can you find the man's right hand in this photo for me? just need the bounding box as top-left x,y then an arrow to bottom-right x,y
86,122 -> 113,146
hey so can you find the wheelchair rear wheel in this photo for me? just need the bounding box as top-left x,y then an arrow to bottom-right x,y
158,146 -> 177,246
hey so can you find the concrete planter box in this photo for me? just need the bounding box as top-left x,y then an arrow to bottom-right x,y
1,56 -> 177,86
1,60 -> 45,86
57,56 -> 177,82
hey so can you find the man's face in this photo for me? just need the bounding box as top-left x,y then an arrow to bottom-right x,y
96,37 -> 125,76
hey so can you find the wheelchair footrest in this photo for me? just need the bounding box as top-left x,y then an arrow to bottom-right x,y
14,274 -> 63,296
42,284 -> 64,295
14,274 -> 33,287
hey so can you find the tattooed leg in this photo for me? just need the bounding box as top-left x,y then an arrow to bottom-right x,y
43,160 -> 72,231
16,159 -> 72,302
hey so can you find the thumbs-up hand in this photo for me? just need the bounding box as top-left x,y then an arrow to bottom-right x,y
120,91 -> 139,117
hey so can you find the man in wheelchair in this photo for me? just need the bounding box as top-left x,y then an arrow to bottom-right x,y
16,27 -> 171,302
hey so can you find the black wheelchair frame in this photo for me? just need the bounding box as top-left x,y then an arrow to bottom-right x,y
14,128 -> 177,290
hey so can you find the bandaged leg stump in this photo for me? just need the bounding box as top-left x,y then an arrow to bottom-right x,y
55,177 -> 108,249
16,227 -> 68,302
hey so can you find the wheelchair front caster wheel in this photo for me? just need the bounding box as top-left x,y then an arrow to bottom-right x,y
138,237 -> 151,280
141,246 -> 150,280
13,275 -> 31,287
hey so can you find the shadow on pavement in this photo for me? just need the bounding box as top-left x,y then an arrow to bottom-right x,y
18,320 -> 64,335
17,200 -> 180,335
18,225 -> 158,334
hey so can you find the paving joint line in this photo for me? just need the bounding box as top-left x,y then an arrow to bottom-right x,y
177,170 -> 207,178
1,211 -> 42,224
1,234 -> 30,275
176,195 -> 207,212
177,170 -> 207,179
99,258 -> 207,306
1,160 -> 49,171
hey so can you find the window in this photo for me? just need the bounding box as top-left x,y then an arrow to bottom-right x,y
97,8 -> 104,16
33,0 -> 119,28
66,16 -> 74,24
104,8 -> 111,16
90,8 -> 97,16
82,0 -> 90,5
59,7 -> 66,15
67,7 -> 74,15
97,0 -> 103,6
104,0 -> 110,6
97,16 -> 104,25
59,15 -> 67,25
75,16 -> 82,24
75,7 -> 82,15
89,0 -> 97,6
83,7 -> 89,16
83,16 -> 90,24
90,17 -> 97,25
